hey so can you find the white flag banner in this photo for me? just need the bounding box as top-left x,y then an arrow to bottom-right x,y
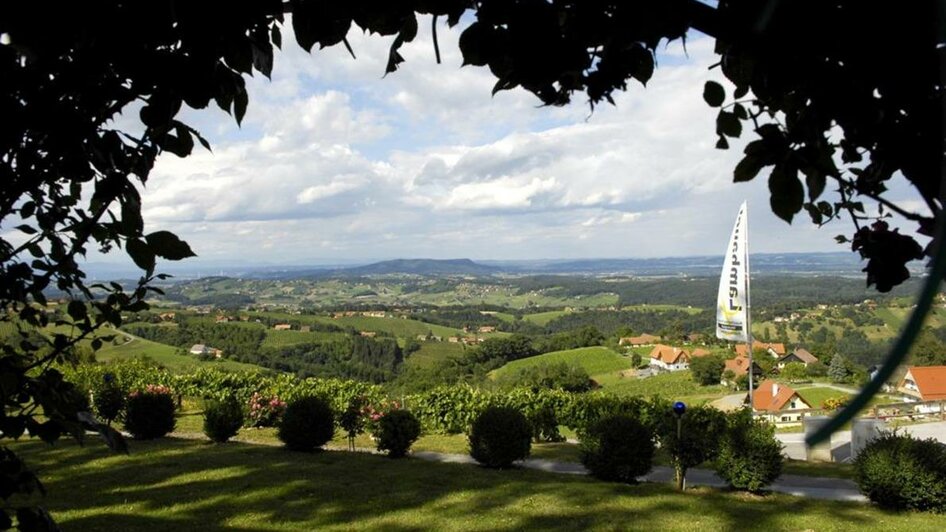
716,201 -> 749,342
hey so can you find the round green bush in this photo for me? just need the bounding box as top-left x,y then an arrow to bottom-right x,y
203,397 -> 244,443
468,406 -> 532,468
854,431 -> 946,512
579,415 -> 654,483
93,383 -> 125,425
124,390 -> 176,440
376,409 -> 421,458
277,395 -> 335,452
715,413 -> 783,492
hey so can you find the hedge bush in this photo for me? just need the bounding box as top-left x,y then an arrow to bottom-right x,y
203,397 -> 244,443
375,409 -> 421,458
854,431 -> 946,512
92,378 -> 125,425
579,415 -> 654,483
124,386 -> 176,440
469,406 -> 532,468
715,411 -> 783,492
277,396 -> 335,452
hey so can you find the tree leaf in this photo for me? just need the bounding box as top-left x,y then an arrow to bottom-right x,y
768,164 -> 804,223
145,231 -> 196,261
703,81 -> 725,107
126,238 -> 155,273
716,111 -> 742,138
734,155 -> 765,182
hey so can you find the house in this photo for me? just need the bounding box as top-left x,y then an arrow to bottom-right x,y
619,333 -> 660,347
777,348 -> 819,369
215,315 -> 233,323
683,333 -> 705,345
159,312 -> 176,321
750,381 -> 812,423
359,331 -> 377,338
273,323 -> 292,331
362,311 -> 386,318
722,355 -> 764,385
447,336 -> 460,343
735,341 -> 786,358
477,326 -> 496,333
189,344 -> 208,355
898,366 -> 946,413
648,344 -> 690,372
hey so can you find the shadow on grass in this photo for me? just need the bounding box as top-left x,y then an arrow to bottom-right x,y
9,438 -> 933,531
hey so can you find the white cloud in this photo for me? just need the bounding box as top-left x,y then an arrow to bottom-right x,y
110,28 -> 896,266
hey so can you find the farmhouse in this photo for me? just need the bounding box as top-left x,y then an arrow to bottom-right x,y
619,333 -> 660,347
273,323 -> 292,331
648,344 -> 690,372
898,366 -> 946,413
735,341 -> 786,358
189,344 -> 208,355
722,355 -> 764,385
477,326 -> 496,333
777,348 -> 819,369
750,381 -> 812,423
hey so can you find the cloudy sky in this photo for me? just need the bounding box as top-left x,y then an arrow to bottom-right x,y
121,19 -> 921,266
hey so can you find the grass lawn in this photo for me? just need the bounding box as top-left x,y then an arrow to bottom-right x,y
596,370 -> 729,401
795,387 -> 853,409
403,340 -> 467,369
522,310 -> 571,326
94,336 -> 262,373
490,347 -> 632,380
10,438 -> 941,531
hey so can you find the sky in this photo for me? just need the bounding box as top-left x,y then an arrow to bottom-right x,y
104,18 -> 924,267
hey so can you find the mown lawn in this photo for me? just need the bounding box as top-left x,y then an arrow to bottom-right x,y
10,438 -> 942,531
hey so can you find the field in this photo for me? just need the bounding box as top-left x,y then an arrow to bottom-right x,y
522,310 -> 573,326
594,370 -> 731,403
403,340 -> 467,369
94,335 -> 262,373
491,347 -> 632,380
11,438 -> 943,531
260,329 -> 348,348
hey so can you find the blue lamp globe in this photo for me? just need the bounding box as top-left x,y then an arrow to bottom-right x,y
672,401 -> 686,416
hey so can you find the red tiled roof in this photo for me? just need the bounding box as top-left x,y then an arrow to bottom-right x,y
736,341 -> 786,357
621,333 -> 660,346
690,348 -> 712,358
779,348 -> 819,365
649,344 -> 689,365
752,381 -> 809,412
901,366 -> 946,400
724,355 -> 758,377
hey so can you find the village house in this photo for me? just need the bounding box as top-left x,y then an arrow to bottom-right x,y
359,331 -> 377,338
158,312 -> 176,321
750,381 -> 812,424
776,348 -> 819,369
273,323 -> 292,331
215,315 -> 234,323
898,366 -> 946,414
189,344 -> 222,358
648,344 -> 690,372
362,311 -> 386,318
619,333 -> 660,347
477,326 -> 496,333
722,355 -> 764,386
736,341 -> 786,359
447,336 -> 460,343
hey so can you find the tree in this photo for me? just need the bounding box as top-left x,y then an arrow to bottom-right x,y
689,355 -> 725,386
2,1 -> 943,526
828,354 -> 851,383
780,362 -> 808,382
908,329 -> 946,367
654,403 -> 728,490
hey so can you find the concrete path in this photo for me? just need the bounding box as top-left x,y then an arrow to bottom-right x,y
412,451 -> 865,502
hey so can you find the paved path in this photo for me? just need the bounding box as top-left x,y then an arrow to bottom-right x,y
412,451 -> 865,502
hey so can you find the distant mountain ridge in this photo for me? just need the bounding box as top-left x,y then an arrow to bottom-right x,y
338,258 -> 501,276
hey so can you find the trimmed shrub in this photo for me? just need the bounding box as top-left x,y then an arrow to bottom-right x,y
469,406 -> 532,468
715,411 -> 783,492
93,381 -> 125,425
854,431 -> 946,512
375,409 -> 421,458
246,392 -> 286,428
203,397 -> 244,443
579,415 -> 654,483
526,404 -> 565,443
124,386 -> 176,440
277,396 -> 335,452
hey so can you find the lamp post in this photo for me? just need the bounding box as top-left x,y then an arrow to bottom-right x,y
672,401 -> 686,490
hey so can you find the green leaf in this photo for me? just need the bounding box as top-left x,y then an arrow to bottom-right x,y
126,238 -> 155,273
703,81 -> 725,107
715,135 -> 729,149
67,300 -> 87,321
20,201 -> 36,218
734,155 -> 765,182
233,87 -> 248,126
805,169 -> 826,201
804,203 -> 823,225
716,111 -> 742,138
145,231 -> 196,261
15,224 -> 36,235
768,164 -> 804,223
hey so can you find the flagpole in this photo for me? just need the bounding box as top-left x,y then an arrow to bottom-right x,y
744,203 -> 754,408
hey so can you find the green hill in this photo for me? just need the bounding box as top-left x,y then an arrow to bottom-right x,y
94,335 -> 264,373
491,346 -> 632,380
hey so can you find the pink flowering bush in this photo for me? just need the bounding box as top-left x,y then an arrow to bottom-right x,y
124,385 -> 176,440
361,399 -> 401,435
247,392 -> 286,428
